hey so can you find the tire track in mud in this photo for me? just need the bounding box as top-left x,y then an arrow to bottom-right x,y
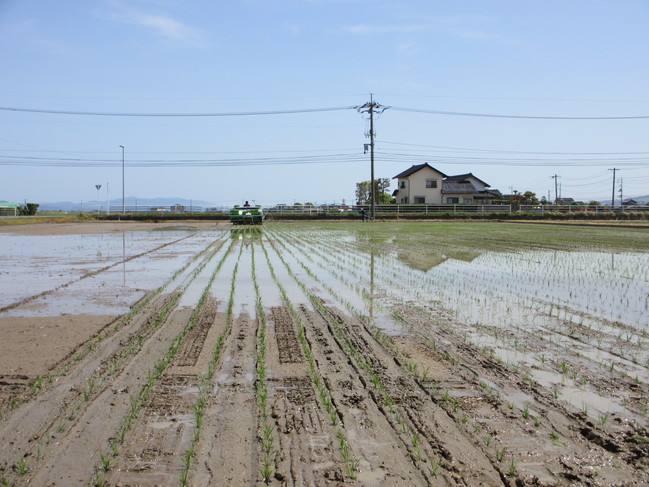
308,232 -> 649,481
257,238 -> 361,485
108,297 -> 219,486
0,233 -> 197,314
101,238 -> 239,487
270,226 -> 649,485
0,235 -> 227,486
262,277 -> 354,483
266,231 -> 504,486
190,243 -> 259,486
266,229 -> 638,484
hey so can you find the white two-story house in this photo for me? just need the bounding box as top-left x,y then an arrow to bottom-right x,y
392,163 -> 500,204
392,164 -> 446,204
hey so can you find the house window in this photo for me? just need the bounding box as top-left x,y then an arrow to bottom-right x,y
400,181 -> 406,189
414,197 -> 425,204
463,198 -> 473,204
400,197 -> 408,204
446,197 -> 459,204
426,180 -> 437,188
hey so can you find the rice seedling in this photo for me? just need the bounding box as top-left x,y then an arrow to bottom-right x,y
83,378 -> 96,402
560,361 -> 569,374
507,459 -> 517,476
100,453 -> 112,472
16,458 -> 28,475
550,430 -> 565,447
429,459 -> 440,477
30,375 -> 44,395
180,447 -> 194,486
522,406 -> 530,420
495,447 -> 507,462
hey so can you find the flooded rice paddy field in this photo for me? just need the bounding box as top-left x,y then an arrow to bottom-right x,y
0,220 -> 648,486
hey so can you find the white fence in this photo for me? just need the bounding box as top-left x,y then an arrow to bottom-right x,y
264,204 -> 647,216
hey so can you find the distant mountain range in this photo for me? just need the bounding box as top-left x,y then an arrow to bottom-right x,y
36,197 -> 220,212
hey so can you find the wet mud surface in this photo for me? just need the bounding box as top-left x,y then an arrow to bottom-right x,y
0,221 -> 647,486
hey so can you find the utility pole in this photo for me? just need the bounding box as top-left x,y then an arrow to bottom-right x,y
609,168 -> 619,208
619,178 -> 623,207
120,145 -> 125,214
551,175 -> 559,204
95,184 -> 102,214
357,95 -> 387,220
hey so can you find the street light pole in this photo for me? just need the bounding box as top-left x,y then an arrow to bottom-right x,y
95,184 -> 102,214
120,145 -> 125,214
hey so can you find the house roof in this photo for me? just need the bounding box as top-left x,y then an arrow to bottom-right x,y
556,197 -> 574,204
442,182 -> 478,194
393,163 -> 447,179
443,173 -> 490,187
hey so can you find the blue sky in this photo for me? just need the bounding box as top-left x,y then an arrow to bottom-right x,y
1,0 -> 648,207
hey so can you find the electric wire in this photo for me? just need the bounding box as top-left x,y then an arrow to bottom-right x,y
388,106 -> 649,120
0,105 -> 356,117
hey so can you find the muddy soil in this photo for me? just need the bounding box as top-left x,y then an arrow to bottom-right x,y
0,221 -> 646,486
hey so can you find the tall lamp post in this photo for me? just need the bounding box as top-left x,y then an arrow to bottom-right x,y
95,184 -> 102,214
119,145 -> 125,214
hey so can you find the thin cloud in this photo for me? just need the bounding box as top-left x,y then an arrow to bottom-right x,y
136,14 -> 196,40
99,3 -> 206,46
284,23 -> 302,35
398,41 -> 421,56
344,23 -> 426,35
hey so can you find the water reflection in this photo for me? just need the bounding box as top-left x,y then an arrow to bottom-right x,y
122,231 -> 126,287
369,249 -> 375,319
230,227 -> 262,250
396,249 -> 480,272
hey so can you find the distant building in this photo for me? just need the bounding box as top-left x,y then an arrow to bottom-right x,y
555,197 -> 574,205
171,204 -> 186,212
0,202 -> 19,216
622,199 -> 638,206
392,163 -> 501,204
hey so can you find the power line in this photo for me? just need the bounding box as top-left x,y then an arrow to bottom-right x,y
374,151 -> 649,166
3,103 -> 649,120
0,105 -> 356,117
389,106 -> 649,120
0,153 -> 365,168
378,140 -> 649,156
